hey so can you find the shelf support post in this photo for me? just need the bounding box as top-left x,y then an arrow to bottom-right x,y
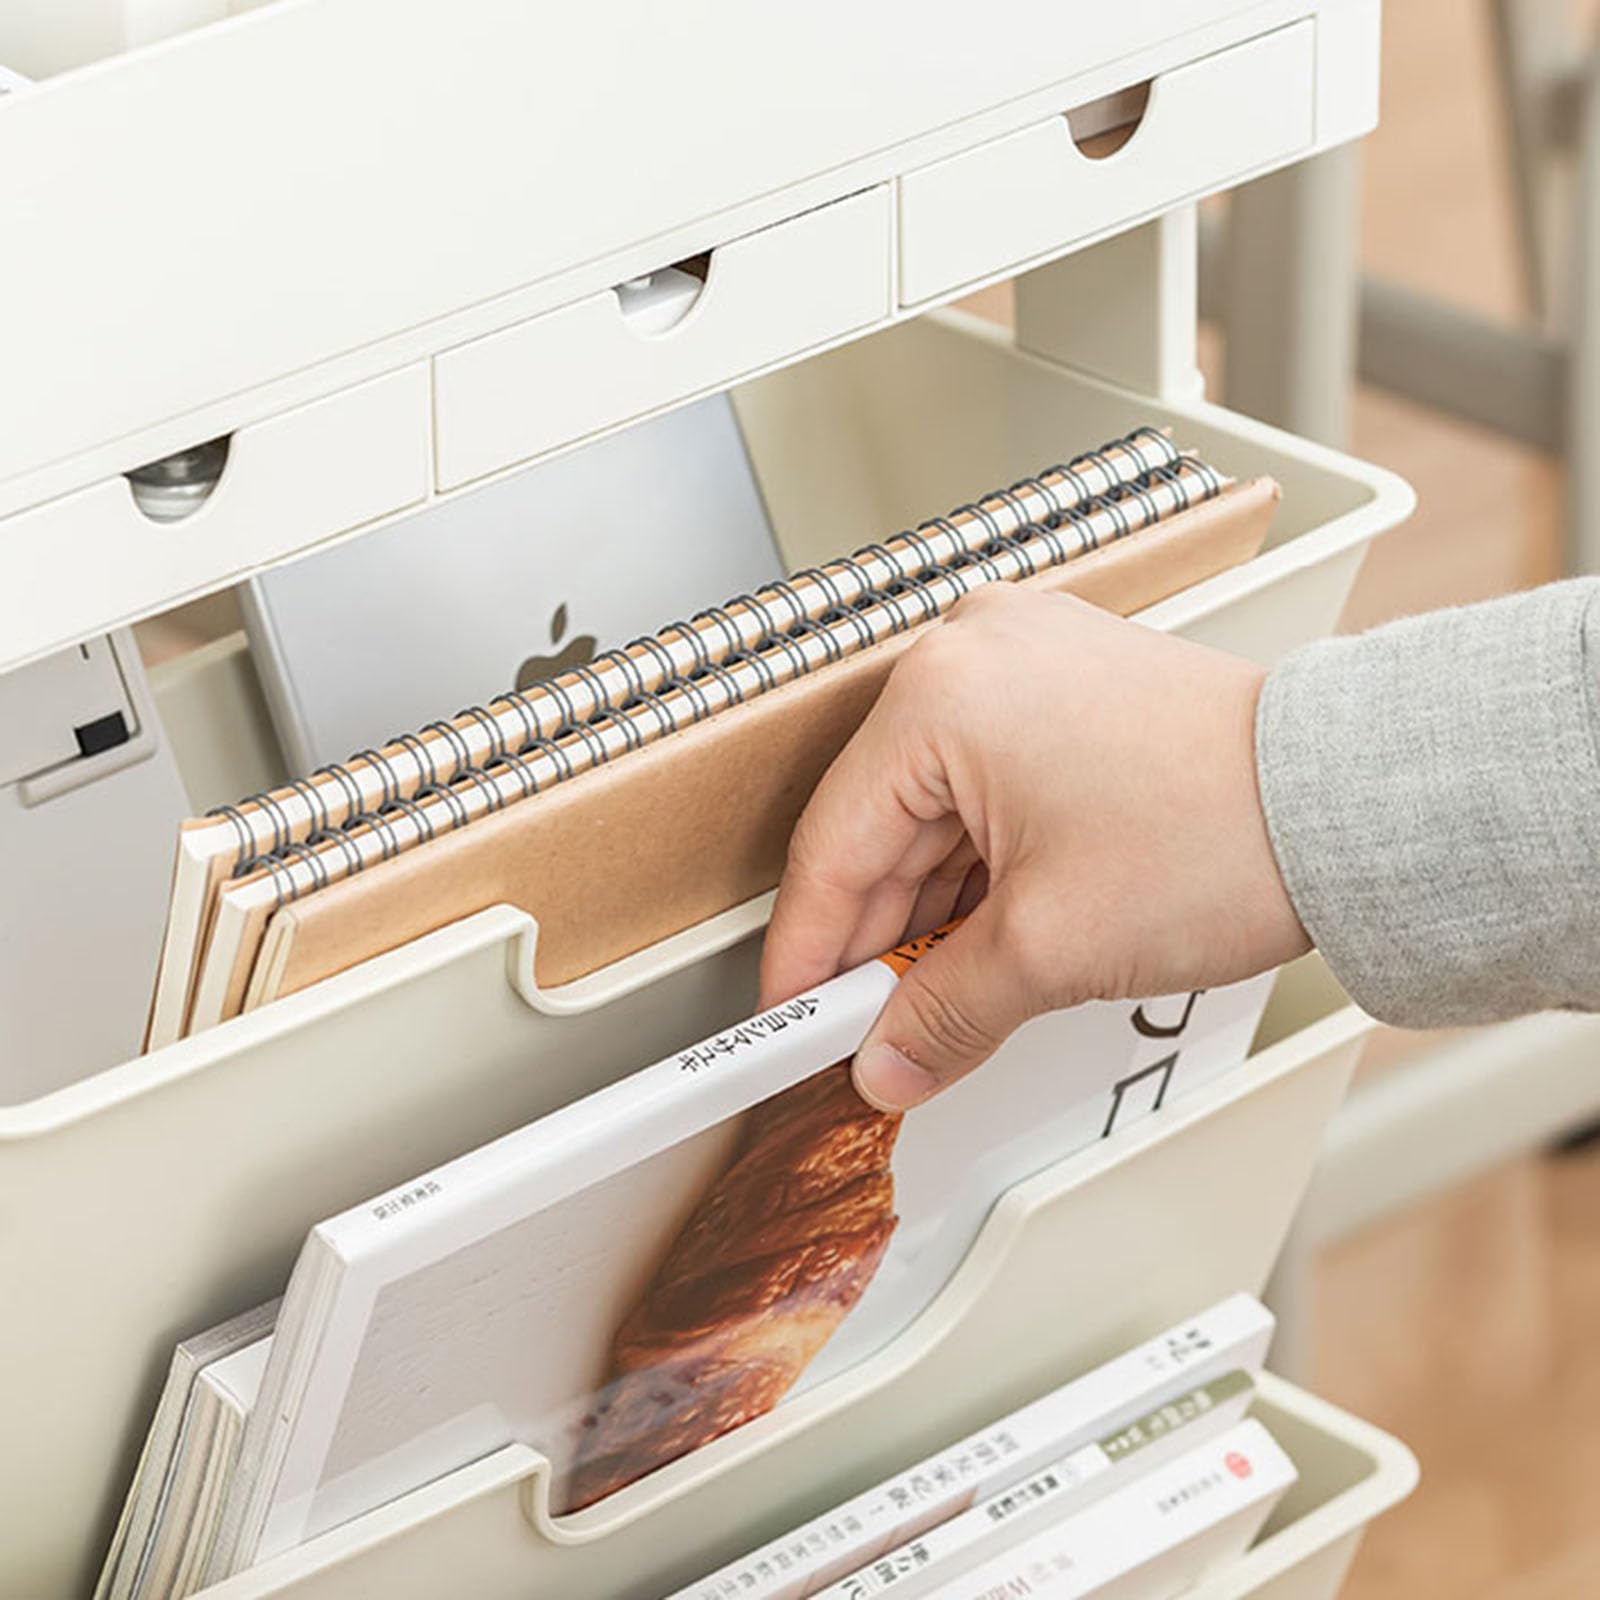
1014,207 -> 1202,402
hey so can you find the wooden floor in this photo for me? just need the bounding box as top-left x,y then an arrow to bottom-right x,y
1316,1145 -> 1600,1600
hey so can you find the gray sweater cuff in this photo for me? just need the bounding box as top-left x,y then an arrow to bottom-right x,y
1256,579 -> 1600,1027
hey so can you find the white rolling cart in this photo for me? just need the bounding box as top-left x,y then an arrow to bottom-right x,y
0,3 -> 1420,1597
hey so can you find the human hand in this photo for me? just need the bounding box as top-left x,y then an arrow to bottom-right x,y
758,586 -> 1310,1111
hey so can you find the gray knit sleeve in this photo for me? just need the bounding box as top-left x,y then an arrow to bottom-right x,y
1255,578 -> 1600,1027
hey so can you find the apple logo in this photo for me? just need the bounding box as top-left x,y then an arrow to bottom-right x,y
515,602 -> 599,691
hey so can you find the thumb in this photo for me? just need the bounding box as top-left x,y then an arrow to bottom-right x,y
853,898 -> 1039,1112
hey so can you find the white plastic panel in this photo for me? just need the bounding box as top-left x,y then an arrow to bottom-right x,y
0,0 -> 1368,504
193,1377 -> 1416,1600
433,189 -> 892,490
734,312 -> 1415,669
897,22 -> 1315,306
187,1016 -> 1371,1600
0,368 -> 429,673
1,902 -> 770,1600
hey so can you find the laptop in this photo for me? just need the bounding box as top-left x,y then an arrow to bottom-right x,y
242,395 -> 787,773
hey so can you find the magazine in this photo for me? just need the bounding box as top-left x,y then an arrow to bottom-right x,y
211,931 -> 1273,1574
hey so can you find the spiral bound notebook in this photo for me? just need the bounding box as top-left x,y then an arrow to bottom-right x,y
149,429 -> 1278,1043
148,426 -> 1187,1046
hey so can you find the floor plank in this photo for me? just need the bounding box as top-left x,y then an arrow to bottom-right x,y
1313,1147 -> 1600,1600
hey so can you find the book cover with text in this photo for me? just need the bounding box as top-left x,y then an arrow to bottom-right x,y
227,932 -> 1274,1569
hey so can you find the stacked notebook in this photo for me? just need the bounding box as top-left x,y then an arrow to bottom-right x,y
104,920 -> 1277,1595
146,425 -> 1280,1046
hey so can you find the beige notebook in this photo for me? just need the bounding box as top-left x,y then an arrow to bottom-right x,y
149,427 -> 1189,1047
185,454 -> 1260,1024
240,477 -> 1277,1007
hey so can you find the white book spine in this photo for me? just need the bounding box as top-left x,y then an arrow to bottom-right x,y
224,957 -> 900,1574
320,959 -> 897,1263
812,1372 -> 1255,1600
673,1295 -> 1273,1600
921,1418 -> 1295,1600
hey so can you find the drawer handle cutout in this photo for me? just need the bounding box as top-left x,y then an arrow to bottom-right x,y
613,251 -> 711,335
125,435 -> 230,523
1064,81 -> 1151,159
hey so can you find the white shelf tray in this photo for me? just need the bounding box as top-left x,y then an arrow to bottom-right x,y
1,312 -> 1412,1596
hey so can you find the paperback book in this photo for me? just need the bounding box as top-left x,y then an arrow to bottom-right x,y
200,929 -> 1272,1575
812,1370 -> 1258,1600
678,1294 -> 1273,1600
916,1417 -> 1295,1599
96,1302 -> 278,1600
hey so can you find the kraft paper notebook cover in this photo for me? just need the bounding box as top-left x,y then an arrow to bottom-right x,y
149,427 -> 1192,1047
179,439 -> 1244,1030
246,478 -> 1276,1007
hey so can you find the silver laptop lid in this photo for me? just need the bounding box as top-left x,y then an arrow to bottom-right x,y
243,395 -> 785,773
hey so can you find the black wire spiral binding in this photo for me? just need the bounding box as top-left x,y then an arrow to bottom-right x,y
417,781 -> 472,831
351,748 -> 402,811
349,808 -> 404,863
484,749 -> 540,801
388,794 -> 437,843
205,801 -> 258,873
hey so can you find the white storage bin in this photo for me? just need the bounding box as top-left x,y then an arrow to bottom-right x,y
433,188 -> 892,490
188,986 -> 1369,1600
5,902 -> 1370,1600
0,368 -> 430,673
1196,1376 -> 1419,1600
897,22 -> 1314,306
189,1369 -> 1414,1600
1,308 -> 1413,1597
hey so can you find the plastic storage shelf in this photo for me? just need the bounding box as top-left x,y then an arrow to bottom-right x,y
0,5 -> 1412,1596
194,987 -> 1374,1600
3,316 -> 1412,1597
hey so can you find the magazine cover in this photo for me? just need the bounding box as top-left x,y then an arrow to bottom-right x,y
239,933 -> 1273,1564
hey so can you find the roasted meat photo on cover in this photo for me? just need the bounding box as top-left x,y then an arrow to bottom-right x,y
565,1062 -> 901,1508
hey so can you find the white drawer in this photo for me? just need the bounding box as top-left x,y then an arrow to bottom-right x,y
0,368 -> 429,673
2,0 -> 1319,493
898,21 -> 1315,306
433,188 -> 892,490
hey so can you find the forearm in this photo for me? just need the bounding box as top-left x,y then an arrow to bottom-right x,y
1256,578 -> 1600,1026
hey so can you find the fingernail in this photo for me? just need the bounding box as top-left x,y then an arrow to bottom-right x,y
853,1042 -> 937,1112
